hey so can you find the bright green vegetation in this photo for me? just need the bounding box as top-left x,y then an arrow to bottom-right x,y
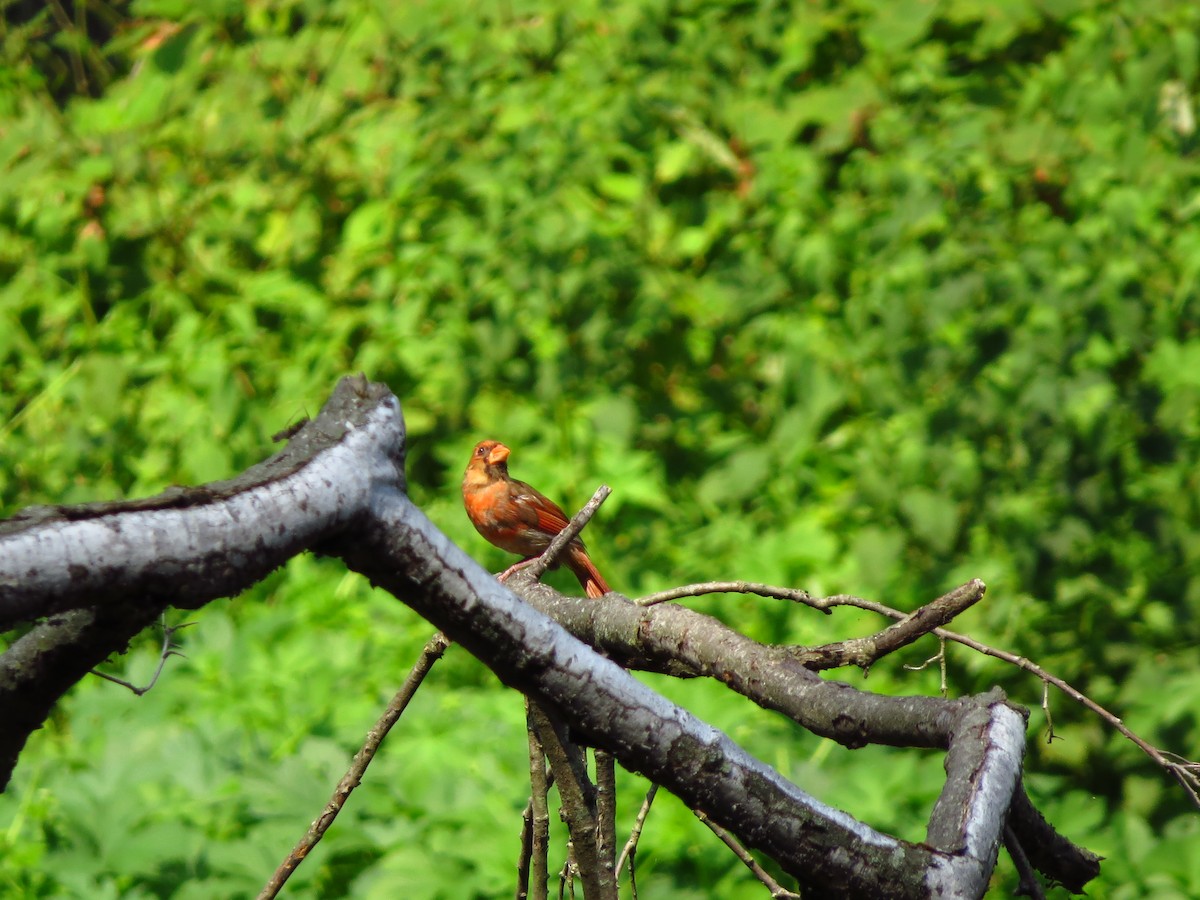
2,0 -> 1199,896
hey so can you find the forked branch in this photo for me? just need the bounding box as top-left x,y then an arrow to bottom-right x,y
0,377 -> 1103,898
646,580 -> 1199,810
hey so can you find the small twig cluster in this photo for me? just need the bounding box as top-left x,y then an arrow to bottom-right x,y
90,615 -> 194,695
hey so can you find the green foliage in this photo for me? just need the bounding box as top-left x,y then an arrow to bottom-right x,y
2,0 -> 1199,895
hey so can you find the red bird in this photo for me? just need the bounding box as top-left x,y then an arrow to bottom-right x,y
462,440 -> 610,598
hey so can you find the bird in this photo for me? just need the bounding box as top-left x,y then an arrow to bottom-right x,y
462,440 -> 610,598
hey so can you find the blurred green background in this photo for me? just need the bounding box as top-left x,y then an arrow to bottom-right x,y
2,0 -> 1198,896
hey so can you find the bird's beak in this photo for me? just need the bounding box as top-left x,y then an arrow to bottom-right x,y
488,443 -> 510,466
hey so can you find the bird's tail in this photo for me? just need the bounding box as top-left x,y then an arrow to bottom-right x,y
567,544 -> 610,599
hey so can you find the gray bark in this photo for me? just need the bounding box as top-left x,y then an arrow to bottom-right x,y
0,376 -> 1100,898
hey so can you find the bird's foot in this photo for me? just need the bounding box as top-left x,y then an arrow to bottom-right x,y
498,558 -> 538,583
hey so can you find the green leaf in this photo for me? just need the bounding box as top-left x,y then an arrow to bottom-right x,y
595,172 -> 642,203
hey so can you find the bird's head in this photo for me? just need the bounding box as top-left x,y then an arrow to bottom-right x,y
467,440 -> 511,477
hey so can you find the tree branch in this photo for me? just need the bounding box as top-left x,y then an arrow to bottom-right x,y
0,374 -> 398,630
342,490 -> 1029,897
524,485 -> 611,583
0,377 -> 1101,898
593,749 -> 617,893
519,702 -> 552,900
693,809 -> 801,900
258,631 -> 450,900
526,703 -> 614,900
789,579 -> 985,671
641,578 -> 1199,812
0,376 -> 400,791
615,783 -> 657,881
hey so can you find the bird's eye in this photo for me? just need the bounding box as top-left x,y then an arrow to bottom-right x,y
477,446 -> 487,456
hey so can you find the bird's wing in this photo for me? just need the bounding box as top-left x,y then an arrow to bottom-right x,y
510,479 -> 576,539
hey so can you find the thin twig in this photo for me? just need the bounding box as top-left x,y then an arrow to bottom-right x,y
558,850 -> 576,900
915,620 -> 1200,808
637,580 -> 829,613
91,616 -> 193,695
903,649 -> 943,672
1004,825 -> 1047,899
903,636 -> 947,695
939,635 -> 948,695
616,784 -> 658,879
516,799 -> 534,900
1041,681 -> 1061,744
520,699 -> 552,900
258,632 -> 451,900
516,765 -> 558,900
693,810 -> 801,899
525,484 -> 612,582
594,749 -> 617,888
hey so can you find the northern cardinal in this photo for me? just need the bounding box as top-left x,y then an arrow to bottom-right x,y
462,440 -> 610,598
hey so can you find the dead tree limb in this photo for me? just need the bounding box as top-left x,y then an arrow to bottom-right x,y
0,376 -> 1101,898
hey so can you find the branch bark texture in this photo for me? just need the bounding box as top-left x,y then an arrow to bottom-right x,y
0,377 -> 1101,897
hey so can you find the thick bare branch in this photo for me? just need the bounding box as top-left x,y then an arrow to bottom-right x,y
0,377 -> 1100,898
1007,785 -> 1103,894
594,749 -> 617,892
0,376 -> 400,631
512,579 -> 962,750
510,582 -> 1097,889
0,376 -> 399,791
341,489 -> 1028,897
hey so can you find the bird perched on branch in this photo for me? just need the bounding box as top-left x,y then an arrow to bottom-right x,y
462,440 -> 610,598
